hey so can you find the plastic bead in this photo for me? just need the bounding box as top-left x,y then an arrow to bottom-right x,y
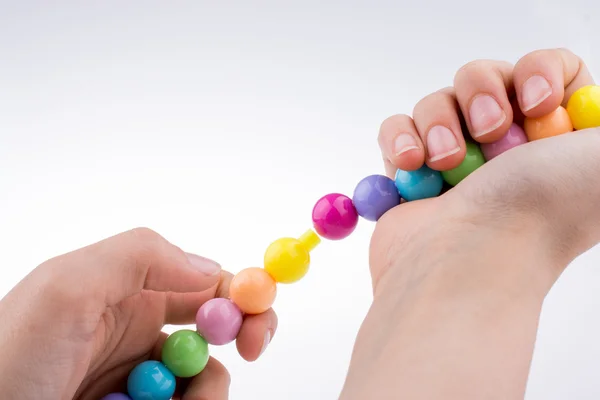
161,329 -> 209,378
352,174 -> 401,221
196,298 -> 243,345
127,360 -> 176,400
229,267 -> 277,314
441,141 -> 485,186
101,394 -> 131,400
312,193 -> 359,240
480,123 -> 528,161
566,85 -> 600,130
394,165 -> 443,201
524,106 -> 573,141
264,229 -> 319,283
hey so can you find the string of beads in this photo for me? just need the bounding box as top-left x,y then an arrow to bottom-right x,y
102,85 -> 600,400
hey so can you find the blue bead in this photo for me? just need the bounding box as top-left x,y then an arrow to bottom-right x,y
352,174 -> 401,221
394,165 -> 443,201
127,361 -> 176,400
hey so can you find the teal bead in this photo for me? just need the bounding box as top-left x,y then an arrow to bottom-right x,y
394,165 -> 443,201
127,361 -> 176,400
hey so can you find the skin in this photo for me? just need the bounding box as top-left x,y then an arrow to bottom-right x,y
340,48 -> 598,399
0,48 -> 597,399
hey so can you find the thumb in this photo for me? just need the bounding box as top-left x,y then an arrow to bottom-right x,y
452,127 -> 600,265
23,227 -> 222,307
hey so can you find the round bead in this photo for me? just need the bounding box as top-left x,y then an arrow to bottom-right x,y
352,174 -> 401,221
394,165 -> 443,201
524,106 -> 573,141
312,193 -> 359,240
441,141 -> 485,186
161,329 -> 209,378
196,298 -> 243,345
566,85 -> 600,130
127,360 -> 176,400
229,267 -> 277,314
480,123 -> 528,161
264,237 -> 311,283
101,394 -> 131,400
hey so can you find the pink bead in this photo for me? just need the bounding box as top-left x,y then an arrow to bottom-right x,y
312,193 -> 358,240
480,123 -> 528,161
196,298 -> 243,345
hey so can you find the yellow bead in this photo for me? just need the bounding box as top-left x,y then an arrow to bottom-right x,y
298,229 -> 321,251
566,85 -> 600,130
264,230 -> 320,284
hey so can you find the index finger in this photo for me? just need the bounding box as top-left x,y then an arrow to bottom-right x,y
513,48 -> 595,116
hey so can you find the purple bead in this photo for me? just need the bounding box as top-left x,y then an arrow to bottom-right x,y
352,175 -> 401,221
196,298 -> 243,345
480,123 -> 528,161
100,394 -> 131,400
312,193 -> 358,240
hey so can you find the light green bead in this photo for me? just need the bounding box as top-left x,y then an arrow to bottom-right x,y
441,141 -> 485,186
161,329 -> 209,378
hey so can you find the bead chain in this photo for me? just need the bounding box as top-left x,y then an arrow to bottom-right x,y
102,86 -> 600,400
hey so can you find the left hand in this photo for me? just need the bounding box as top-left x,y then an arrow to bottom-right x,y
0,227 -> 278,399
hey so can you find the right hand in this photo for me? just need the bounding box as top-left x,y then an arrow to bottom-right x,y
340,48 -> 599,399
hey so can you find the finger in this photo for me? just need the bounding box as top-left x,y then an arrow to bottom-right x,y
182,357 -> 230,400
514,48 -> 595,117
164,271 -> 234,325
36,227 -> 222,307
412,87 -> 467,170
453,60 -> 514,142
236,308 -> 278,362
378,114 -> 425,172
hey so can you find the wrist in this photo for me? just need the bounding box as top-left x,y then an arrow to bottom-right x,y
341,201 -> 555,399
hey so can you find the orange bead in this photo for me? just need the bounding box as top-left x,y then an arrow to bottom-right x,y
524,106 -> 574,141
229,267 -> 277,314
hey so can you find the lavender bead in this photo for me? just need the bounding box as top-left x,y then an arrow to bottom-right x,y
100,394 -> 131,400
352,174 -> 401,221
196,298 -> 243,345
480,123 -> 528,161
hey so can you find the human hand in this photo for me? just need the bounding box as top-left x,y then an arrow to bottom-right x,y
0,228 -> 277,400
341,48 -> 598,399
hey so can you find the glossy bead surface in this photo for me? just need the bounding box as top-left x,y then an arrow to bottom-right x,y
264,236 -> 312,283
196,298 -> 243,345
101,394 -> 131,400
352,174 -> 401,221
566,85 -> 600,130
524,106 -> 573,141
312,193 -> 358,240
441,141 -> 485,186
394,165 -> 443,201
480,123 -> 528,161
229,267 -> 277,314
161,329 -> 209,378
127,360 -> 176,400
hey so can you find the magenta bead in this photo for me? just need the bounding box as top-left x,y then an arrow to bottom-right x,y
480,123 -> 528,161
312,193 -> 358,240
196,298 -> 243,345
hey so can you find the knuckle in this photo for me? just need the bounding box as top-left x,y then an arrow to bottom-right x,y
379,114 -> 413,131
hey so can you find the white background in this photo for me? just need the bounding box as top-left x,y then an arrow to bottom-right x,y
1,1 -> 599,399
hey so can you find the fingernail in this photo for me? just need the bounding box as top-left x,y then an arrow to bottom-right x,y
521,75 -> 552,111
393,133 -> 419,156
185,252 -> 221,276
469,95 -> 506,137
259,329 -> 271,356
426,126 -> 460,162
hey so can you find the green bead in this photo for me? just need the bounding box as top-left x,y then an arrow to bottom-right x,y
441,141 -> 485,186
161,329 -> 209,378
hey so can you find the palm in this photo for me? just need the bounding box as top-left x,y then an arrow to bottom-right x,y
74,291 -> 169,399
